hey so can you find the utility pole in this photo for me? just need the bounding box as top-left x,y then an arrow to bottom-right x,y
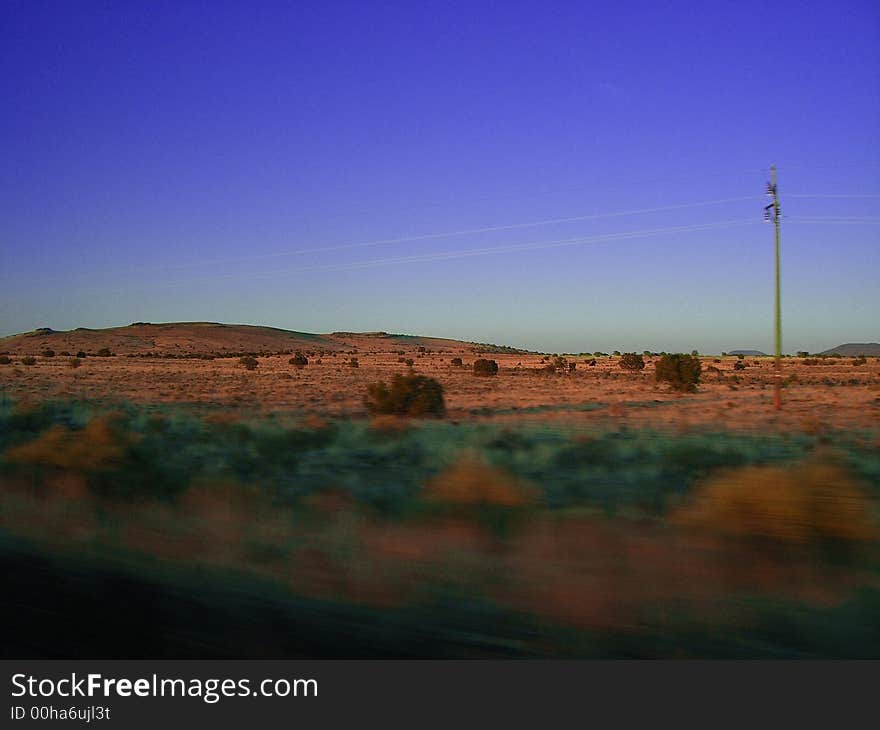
764,165 -> 782,410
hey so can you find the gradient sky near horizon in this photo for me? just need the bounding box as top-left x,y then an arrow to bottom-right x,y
1,0 -> 878,354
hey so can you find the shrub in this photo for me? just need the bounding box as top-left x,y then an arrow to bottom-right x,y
654,353 -> 701,392
587,359 -> 597,367
4,415 -> 128,473
673,461 -> 877,547
852,357 -> 867,366
97,348 -> 112,357
422,454 -> 536,537
289,353 -> 308,368
450,357 -> 463,367
239,356 -> 258,370
404,358 -> 414,368
618,353 -> 646,371
733,361 -> 746,371
350,358 -> 359,368
76,352 -> 86,358
0,356 -> 11,365
803,358 -> 819,366
364,373 -> 446,417
568,362 -> 577,373
41,349 -> 55,358
21,356 -> 36,366
68,358 -> 81,369
423,454 -> 534,508
473,359 -> 499,377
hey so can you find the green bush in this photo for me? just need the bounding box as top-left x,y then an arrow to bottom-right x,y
97,348 -> 113,357
0,356 -> 11,365
289,353 -> 309,368
473,359 -> 499,377
364,374 -> 446,417
76,351 -> 86,358
655,353 -> 701,392
618,353 -> 646,371
41,349 -> 55,358
22,356 -> 36,366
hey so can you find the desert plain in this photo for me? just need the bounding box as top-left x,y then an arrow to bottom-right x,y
1,322 -> 879,658
0,322 -> 878,434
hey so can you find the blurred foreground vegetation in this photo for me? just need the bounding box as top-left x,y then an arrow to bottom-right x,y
1,398 -> 878,658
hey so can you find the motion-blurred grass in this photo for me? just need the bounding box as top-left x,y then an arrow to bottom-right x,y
1,398 -> 878,657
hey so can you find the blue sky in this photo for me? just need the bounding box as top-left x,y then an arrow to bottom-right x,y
1,0 -> 878,353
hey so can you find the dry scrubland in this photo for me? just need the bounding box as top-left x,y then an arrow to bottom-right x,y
2,326 -> 879,658
1,345 -> 879,433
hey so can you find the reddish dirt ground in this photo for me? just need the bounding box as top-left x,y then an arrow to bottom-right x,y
2,341 -> 878,434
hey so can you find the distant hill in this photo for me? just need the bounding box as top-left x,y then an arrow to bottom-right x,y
0,322 -> 491,356
727,349 -> 768,357
818,343 -> 880,357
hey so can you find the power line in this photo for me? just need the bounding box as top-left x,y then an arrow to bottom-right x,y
777,162 -> 880,171
269,166 -> 770,228
786,218 -> 880,225
786,215 -> 880,222
786,193 -> 880,199
126,218 -> 760,290
0,195 -> 764,283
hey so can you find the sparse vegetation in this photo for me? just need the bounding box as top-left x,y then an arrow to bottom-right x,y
21,356 -> 36,366
239,355 -> 258,370
674,461 -> 876,549
41,349 -> 55,358
473,359 -> 499,377
0,356 -> 11,365
618,353 -> 646,371
364,373 -> 446,417
654,353 -> 701,392
289,353 -> 309,368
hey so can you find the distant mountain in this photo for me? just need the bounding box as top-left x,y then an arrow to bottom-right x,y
0,322 -> 483,356
818,343 -> 880,356
727,349 -> 768,356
